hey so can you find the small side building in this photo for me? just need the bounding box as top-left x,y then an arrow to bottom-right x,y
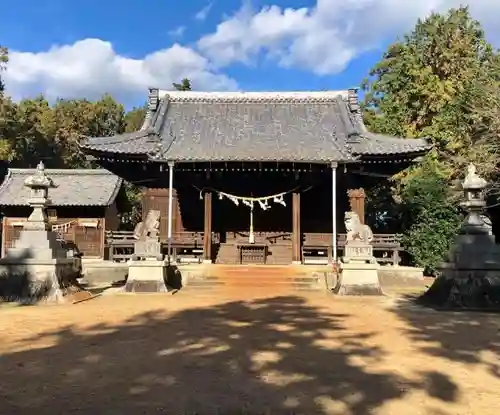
0,168 -> 123,258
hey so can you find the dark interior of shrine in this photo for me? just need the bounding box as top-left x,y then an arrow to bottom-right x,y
174,167 -> 350,235
97,159 -> 414,237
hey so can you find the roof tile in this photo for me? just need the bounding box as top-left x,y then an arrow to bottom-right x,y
80,90 -> 432,163
0,169 -> 122,207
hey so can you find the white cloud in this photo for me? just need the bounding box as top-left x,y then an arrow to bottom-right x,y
3,1 -> 499,103
195,1 -> 213,21
198,0 -> 500,75
168,26 -> 186,38
4,39 -> 237,103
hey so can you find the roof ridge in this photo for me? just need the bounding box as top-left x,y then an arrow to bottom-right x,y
7,168 -> 117,176
160,90 -> 351,103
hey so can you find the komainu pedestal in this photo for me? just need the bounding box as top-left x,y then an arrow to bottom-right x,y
125,209 -> 168,293
126,259 -> 168,293
334,212 -> 383,296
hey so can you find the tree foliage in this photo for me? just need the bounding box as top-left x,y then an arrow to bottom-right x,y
0,46 -> 8,93
0,60 -> 192,228
173,78 -> 192,91
399,163 -> 463,275
362,6 -> 500,270
363,7 -> 497,149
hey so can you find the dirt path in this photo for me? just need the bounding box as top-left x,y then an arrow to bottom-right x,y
1,291 -> 499,414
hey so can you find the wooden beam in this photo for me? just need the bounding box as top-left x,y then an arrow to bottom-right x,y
347,188 -> 366,224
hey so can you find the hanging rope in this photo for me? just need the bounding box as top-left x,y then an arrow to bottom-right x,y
51,220 -> 76,236
193,185 -> 312,210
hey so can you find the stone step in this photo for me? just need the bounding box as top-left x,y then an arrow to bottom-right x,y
175,264 -> 335,293
182,277 -> 325,292
180,283 -> 323,293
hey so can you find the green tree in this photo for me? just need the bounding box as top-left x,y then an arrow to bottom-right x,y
9,96 -> 57,166
363,6 -> 498,154
362,7 -> 498,270
0,46 -> 8,93
124,104 -> 147,132
50,95 -> 126,167
399,162 -> 463,275
173,78 -> 192,91
0,46 -> 13,161
0,97 -> 17,161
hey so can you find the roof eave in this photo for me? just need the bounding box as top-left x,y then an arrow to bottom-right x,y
0,203 -> 114,207
355,147 -> 433,160
105,177 -> 124,205
82,147 -> 151,160
148,157 -> 355,164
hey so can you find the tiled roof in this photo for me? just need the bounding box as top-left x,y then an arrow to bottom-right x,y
351,133 -> 432,156
0,168 -> 122,206
82,131 -> 162,155
80,89 -> 432,163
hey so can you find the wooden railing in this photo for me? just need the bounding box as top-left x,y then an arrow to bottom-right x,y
104,231 -> 134,262
302,233 -> 402,265
104,230 -> 402,265
104,231 -> 213,262
105,230 -> 135,243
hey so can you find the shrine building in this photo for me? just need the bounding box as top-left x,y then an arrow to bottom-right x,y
80,88 -> 432,266
0,168 -> 122,258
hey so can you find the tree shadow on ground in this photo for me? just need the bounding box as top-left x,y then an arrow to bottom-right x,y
0,295 -> 458,414
390,296 -> 500,381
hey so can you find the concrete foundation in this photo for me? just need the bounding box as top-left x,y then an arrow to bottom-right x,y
125,260 -> 168,292
335,261 -> 383,295
0,257 -> 75,303
81,259 -> 128,285
379,266 -> 424,286
76,261 -> 425,294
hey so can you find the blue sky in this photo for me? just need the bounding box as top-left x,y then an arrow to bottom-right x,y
1,0 -> 498,107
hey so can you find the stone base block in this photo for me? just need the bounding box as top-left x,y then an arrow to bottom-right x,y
334,261 -> 383,296
125,260 -> 168,293
0,258 -> 76,303
421,267 -> 500,309
379,266 -> 424,287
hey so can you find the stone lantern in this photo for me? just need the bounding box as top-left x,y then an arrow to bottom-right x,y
0,161 -> 75,302
23,161 -> 57,231
423,163 -> 500,308
459,163 -> 491,235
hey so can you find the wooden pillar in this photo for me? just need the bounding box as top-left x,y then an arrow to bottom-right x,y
203,191 -> 213,263
347,188 -> 366,224
332,163 -> 338,262
292,192 -> 301,264
1,217 -> 6,257
167,161 -> 175,263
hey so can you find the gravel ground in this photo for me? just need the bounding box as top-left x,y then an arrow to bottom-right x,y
1,289 -> 499,414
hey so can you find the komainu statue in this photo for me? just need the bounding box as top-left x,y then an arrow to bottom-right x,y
133,210 -> 160,240
132,210 -> 162,260
345,211 -> 373,244
336,211 -> 381,295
